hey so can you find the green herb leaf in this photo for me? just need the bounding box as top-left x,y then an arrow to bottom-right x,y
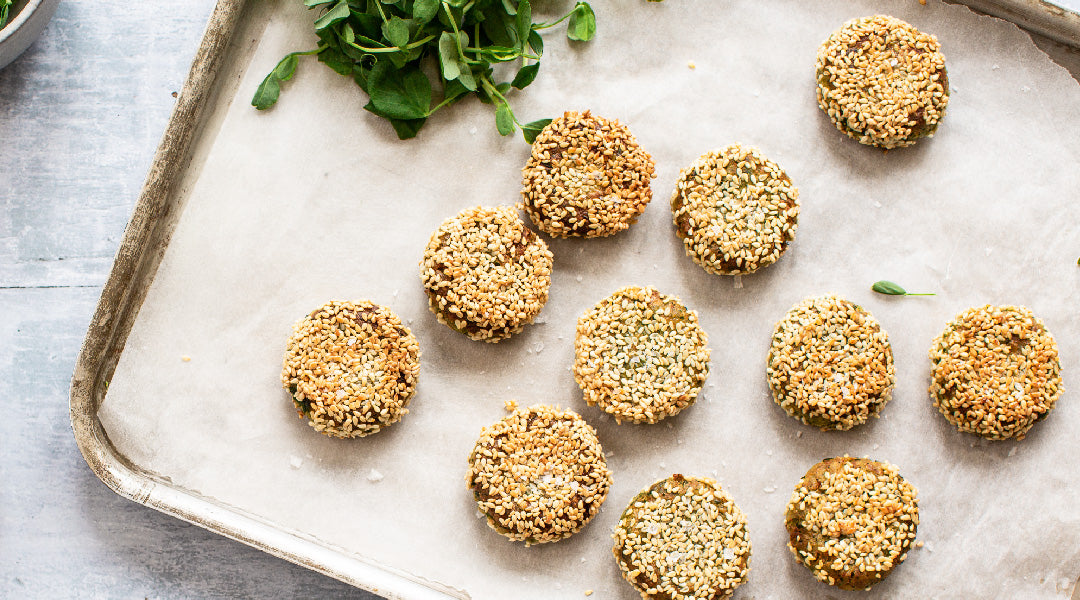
520,118 -> 552,144
438,31 -> 461,80
251,74 -> 282,110
495,102 -> 515,136
368,65 -> 433,120
457,64 -> 478,92
273,54 -> 299,81
314,1 -> 351,31
511,63 -> 539,89
527,29 -> 544,55
257,0 -> 598,137
515,0 -> 532,50
382,16 -> 411,48
871,280 -> 936,296
567,2 -> 596,41
413,0 -> 439,24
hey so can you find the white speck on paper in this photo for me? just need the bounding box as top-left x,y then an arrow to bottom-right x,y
575,275 -> 583,282
289,456 -> 303,469
874,200 -> 882,208
469,127 -> 478,135
734,275 -> 743,289
392,289 -> 398,297
765,449 -> 773,456
796,430 -> 803,438
1008,446 -> 1018,457
992,64 -> 1000,70
367,468 -> 384,482
1021,85 -> 1031,92
763,486 -> 776,493
533,315 -> 547,324
985,247 -> 993,256
659,461 -> 666,468
873,443 -> 880,450
534,342 -> 544,353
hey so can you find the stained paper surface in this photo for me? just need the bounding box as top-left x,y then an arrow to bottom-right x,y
100,0 -> 1080,598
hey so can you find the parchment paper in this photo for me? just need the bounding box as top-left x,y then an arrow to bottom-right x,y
99,0 -> 1080,597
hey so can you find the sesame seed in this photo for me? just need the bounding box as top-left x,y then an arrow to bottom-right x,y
521,111 -> 657,238
573,286 -> 711,425
929,305 -> 1063,440
613,475 -> 751,599
816,15 -> 949,149
466,405 -> 613,545
785,456 -> 918,590
419,206 -> 553,342
767,295 -> 895,431
280,300 -> 420,439
670,144 -> 799,276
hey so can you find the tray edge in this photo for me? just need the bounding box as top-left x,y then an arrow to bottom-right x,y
67,1 -> 468,598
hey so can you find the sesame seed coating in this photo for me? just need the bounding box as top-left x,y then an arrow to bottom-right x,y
816,15 -> 950,149
613,475 -> 751,600
466,405 -> 612,545
574,286 -> 711,425
670,144 -> 799,276
929,305 -> 1063,441
420,206 -> 553,342
785,456 -> 919,591
281,300 -> 420,439
521,111 -> 657,238
767,295 -> 895,431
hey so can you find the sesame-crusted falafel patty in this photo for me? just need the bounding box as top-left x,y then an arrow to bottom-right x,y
281,300 -> 420,438
466,405 -> 612,545
521,111 -> 656,238
574,286 -> 710,424
420,206 -> 553,342
671,144 -> 799,276
613,475 -> 751,600
785,456 -> 919,590
816,15 -> 949,149
929,305 -> 1063,440
767,295 -> 895,431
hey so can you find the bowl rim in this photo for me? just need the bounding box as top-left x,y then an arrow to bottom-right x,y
0,0 -> 51,45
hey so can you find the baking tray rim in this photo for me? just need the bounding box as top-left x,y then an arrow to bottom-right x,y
68,0 -> 1080,598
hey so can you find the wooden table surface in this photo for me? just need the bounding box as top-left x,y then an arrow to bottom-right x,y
0,1 -> 1076,598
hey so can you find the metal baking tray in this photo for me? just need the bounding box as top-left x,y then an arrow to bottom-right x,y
71,1 -> 1080,598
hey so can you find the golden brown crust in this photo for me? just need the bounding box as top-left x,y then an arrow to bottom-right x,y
670,144 -> 799,276
466,405 -> 612,545
613,475 -> 751,600
929,305 -> 1063,440
573,286 -> 710,424
419,206 -> 553,342
521,111 -> 656,238
767,295 -> 894,431
816,15 -> 949,149
785,456 -> 918,590
281,300 -> 420,438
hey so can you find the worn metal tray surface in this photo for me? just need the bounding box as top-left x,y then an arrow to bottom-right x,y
72,0 -> 1080,598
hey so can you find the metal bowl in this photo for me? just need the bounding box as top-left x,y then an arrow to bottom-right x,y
0,0 -> 61,70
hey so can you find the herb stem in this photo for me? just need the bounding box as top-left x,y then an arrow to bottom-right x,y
346,34 -> 436,54
373,0 -> 389,23
533,10 -> 574,30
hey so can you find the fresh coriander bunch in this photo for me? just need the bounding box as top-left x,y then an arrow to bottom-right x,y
253,0 -> 596,141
